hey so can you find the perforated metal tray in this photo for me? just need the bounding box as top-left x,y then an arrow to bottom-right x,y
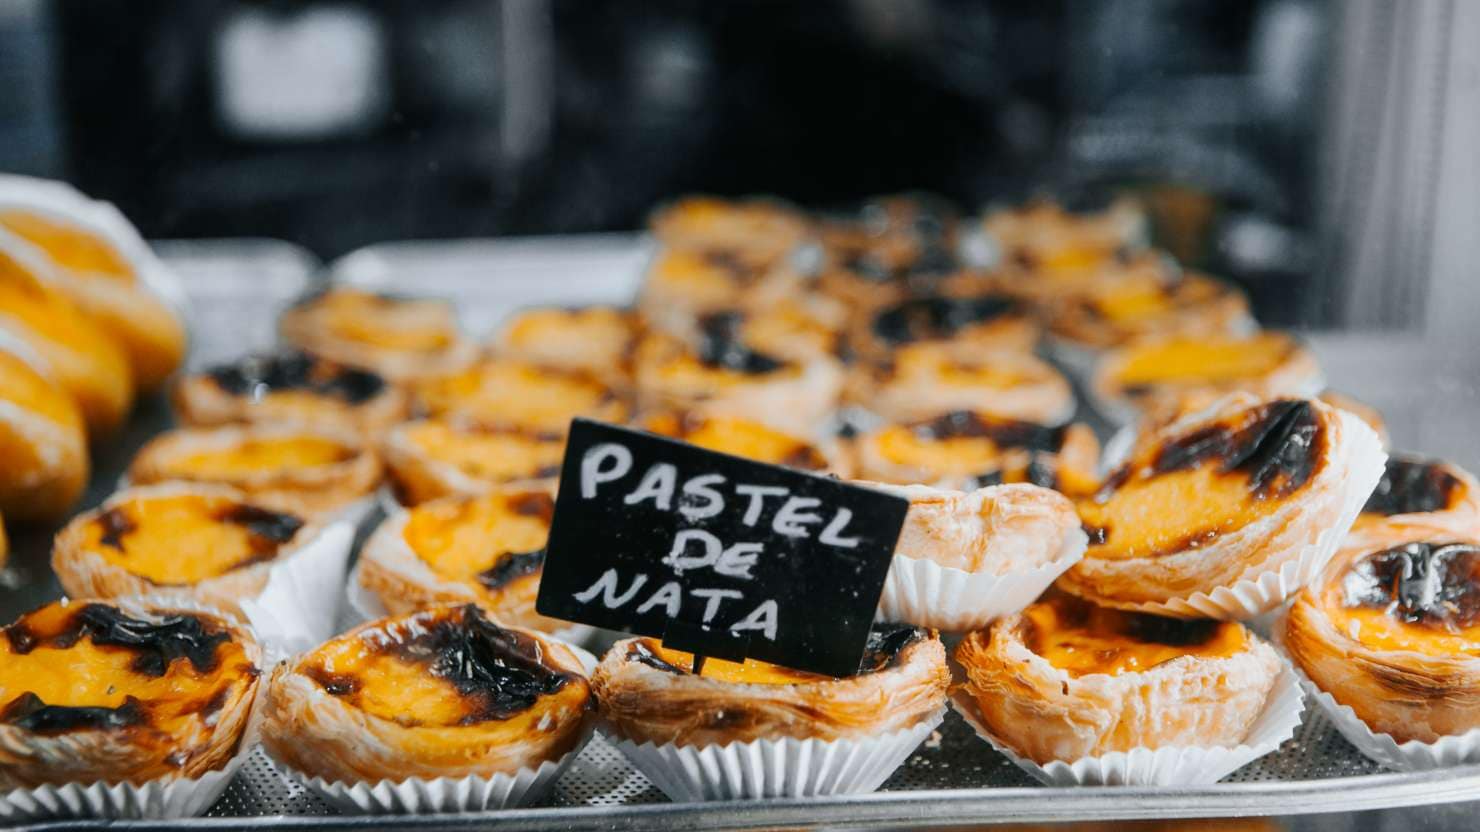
6,236 -> 1480,831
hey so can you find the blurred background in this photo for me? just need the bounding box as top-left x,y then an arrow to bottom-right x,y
0,0 -> 1473,330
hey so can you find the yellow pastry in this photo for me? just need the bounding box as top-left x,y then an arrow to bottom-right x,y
414,358 -> 628,436
1348,455 -> 1480,544
490,305 -> 638,383
956,593 -> 1279,762
642,411 -> 844,475
848,292 -> 1039,362
261,603 -> 591,783
0,598 -> 261,788
279,288 -> 477,383
648,195 -> 810,271
382,418 -> 564,507
847,342 -> 1073,426
0,348 -> 88,523
1285,528 -> 1480,743
982,195 -> 1147,272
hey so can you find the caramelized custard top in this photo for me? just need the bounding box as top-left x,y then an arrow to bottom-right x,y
870,294 -> 1024,346
1021,595 -> 1246,677
627,623 -> 925,684
1080,400 -> 1325,560
870,411 -> 1068,486
417,361 -> 624,433
402,491 -> 554,594
401,420 -> 565,482
309,290 -> 458,352
299,604 -> 581,726
163,435 -> 356,478
0,602 -> 253,737
644,413 -> 829,471
86,494 -> 304,584
1112,333 -> 1299,392
1325,541 -> 1480,655
1361,458 -> 1463,518
208,352 -> 385,405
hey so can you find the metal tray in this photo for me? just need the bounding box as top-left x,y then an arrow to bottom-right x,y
6,236 -> 1480,831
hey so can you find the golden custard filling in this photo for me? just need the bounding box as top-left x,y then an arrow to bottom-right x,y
404,421 -> 565,481
418,361 -> 623,433
894,345 -> 1029,389
166,436 -> 355,478
298,605 -> 584,728
403,492 -> 553,593
627,625 -> 923,684
1081,400 -> 1325,561
644,413 -> 828,470
1114,334 -> 1298,387
0,210 -> 134,279
1023,597 -> 1247,677
1324,541 -> 1480,656
0,602 -> 253,736
504,307 -> 632,357
85,494 -> 304,584
315,291 -> 457,352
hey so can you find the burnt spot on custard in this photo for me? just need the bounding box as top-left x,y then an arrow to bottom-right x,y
1027,596 -> 1222,653
0,692 -> 147,734
701,251 -> 756,281
509,492 -> 556,522
910,411 -> 1066,453
302,666 -> 362,696
871,294 -> 1022,347
1097,400 -> 1322,507
325,605 -> 576,724
215,504 -> 306,570
208,351 -> 385,404
964,470 -> 1005,490
477,549 -> 546,592
5,601 -> 233,680
780,443 -> 830,471
627,623 -> 926,679
695,312 -> 784,375
1341,541 -> 1480,632
98,507 -> 136,550
1364,458 -> 1462,517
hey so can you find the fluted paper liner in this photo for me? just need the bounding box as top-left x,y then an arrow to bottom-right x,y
952,659 -> 1304,786
1098,421 -> 1387,620
0,597 -> 264,821
608,708 -> 944,802
878,528 -> 1088,631
272,724 -> 594,814
1296,671 -> 1480,772
343,559 -> 596,648
239,521 -> 355,653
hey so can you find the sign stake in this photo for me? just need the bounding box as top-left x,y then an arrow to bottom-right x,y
691,654 -> 708,676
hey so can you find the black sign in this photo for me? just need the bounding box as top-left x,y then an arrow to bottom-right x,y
536,419 -> 909,678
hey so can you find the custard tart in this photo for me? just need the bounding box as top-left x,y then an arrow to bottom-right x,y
1046,272 -> 1253,353
358,489 -> 568,633
847,291 -> 1039,363
0,347 -> 88,523
489,305 -> 638,384
53,483 -> 322,616
262,603 -> 591,783
382,418 -> 564,507
0,243 -> 134,437
1092,332 -> 1324,424
850,411 -> 1100,496
592,624 -> 948,748
173,351 -> 409,437
1348,455 -> 1480,545
279,288 -> 477,383
632,327 -> 842,439
982,195 -> 1148,272
1063,395 -> 1387,617
0,175 -> 187,392
128,424 -> 381,519
0,598 -> 260,788
648,196 -> 810,272
955,593 -> 1280,763
653,299 -> 847,364
641,410 -> 844,476
1284,529 -> 1480,743
847,342 -> 1074,426
637,248 -> 806,334
413,358 -> 628,435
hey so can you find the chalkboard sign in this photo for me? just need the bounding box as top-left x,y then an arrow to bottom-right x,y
536,418 -> 910,677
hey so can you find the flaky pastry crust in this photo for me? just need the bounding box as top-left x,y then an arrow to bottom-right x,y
866,481 -> 1083,574
172,353 -> 409,438
52,482 -> 324,617
0,598 -> 261,788
261,604 -> 591,783
381,418 -> 563,507
279,288 -> 478,383
955,600 -> 1280,762
127,423 -> 381,519
592,629 -> 948,747
1283,528 -> 1480,743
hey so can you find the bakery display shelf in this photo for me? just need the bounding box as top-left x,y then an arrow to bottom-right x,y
5,236 -> 1480,831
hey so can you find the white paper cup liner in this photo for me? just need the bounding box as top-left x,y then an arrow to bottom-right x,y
878,528 -> 1087,632
343,559 -> 596,649
1296,671 -> 1480,772
1098,424 -> 1387,620
375,483 -> 406,518
273,724 -> 594,814
608,708 -> 944,801
951,659 -> 1304,786
331,493 -> 379,533
239,521 -> 355,653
